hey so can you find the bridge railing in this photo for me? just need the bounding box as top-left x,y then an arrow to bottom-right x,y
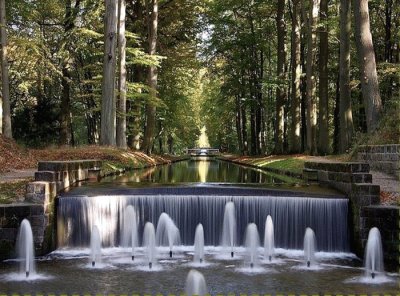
186,148 -> 220,156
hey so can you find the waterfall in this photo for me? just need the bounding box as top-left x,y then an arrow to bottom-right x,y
57,193 -> 349,251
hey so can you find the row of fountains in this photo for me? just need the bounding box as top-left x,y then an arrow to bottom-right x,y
16,201 -> 384,288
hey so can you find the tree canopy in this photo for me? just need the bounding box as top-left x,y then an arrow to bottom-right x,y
0,0 -> 398,154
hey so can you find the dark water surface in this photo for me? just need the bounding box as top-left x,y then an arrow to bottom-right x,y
1,248 -> 399,294
65,158 -> 340,196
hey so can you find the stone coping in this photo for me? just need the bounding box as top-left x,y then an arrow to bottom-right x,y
304,161 -> 370,173
38,159 -> 102,171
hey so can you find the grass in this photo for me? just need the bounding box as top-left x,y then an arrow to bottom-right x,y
0,180 -> 31,204
259,158 -> 305,175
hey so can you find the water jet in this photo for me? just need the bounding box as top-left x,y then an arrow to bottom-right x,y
185,269 -> 208,296
364,227 -> 384,279
17,219 -> 35,278
121,205 -> 139,261
244,223 -> 260,268
264,215 -> 274,262
194,224 -> 205,263
143,222 -> 157,269
221,201 -> 236,257
156,213 -> 180,258
304,227 -> 316,268
90,225 -> 101,267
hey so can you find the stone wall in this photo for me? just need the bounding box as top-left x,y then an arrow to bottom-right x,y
356,144 -> 400,179
0,160 -> 102,259
304,161 -> 399,271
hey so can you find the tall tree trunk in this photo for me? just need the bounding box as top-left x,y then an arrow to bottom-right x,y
300,1 -> 307,152
116,0 -> 127,148
142,0 -> 158,154
59,0 -> 75,145
0,0 -> 12,138
100,0 -> 118,146
235,95 -> 243,153
333,70 -> 340,154
306,0 -> 320,155
290,0 -> 302,153
275,0 -> 287,154
317,0 -> 329,154
384,0 -> 393,62
128,66 -> 142,150
339,0 -> 354,153
353,0 -> 383,132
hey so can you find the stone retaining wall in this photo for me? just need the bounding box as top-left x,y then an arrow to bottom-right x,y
0,160 -> 102,259
356,144 -> 400,179
304,161 -> 399,271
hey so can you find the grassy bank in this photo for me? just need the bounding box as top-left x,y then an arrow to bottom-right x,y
0,136 -> 186,204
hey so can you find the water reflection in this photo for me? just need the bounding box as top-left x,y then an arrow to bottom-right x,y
105,158 -> 293,184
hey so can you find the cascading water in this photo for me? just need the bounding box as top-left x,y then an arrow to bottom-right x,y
143,222 -> 157,269
90,225 -> 101,267
264,215 -> 274,262
156,213 -> 180,258
364,227 -> 384,279
194,224 -> 205,263
57,193 -> 349,252
304,227 -> 316,267
244,223 -> 260,268
221,201 -> 236,257
17,219 -> 35,278
120,205 -> 139,260
185,269 -> 208,296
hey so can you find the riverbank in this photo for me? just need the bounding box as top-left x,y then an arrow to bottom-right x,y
0,136 -> 185,203
219,154 -> 399,206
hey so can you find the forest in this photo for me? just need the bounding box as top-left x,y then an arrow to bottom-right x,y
0,0 -> 399,155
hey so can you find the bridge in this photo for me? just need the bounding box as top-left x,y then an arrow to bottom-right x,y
186,148 -> 220,156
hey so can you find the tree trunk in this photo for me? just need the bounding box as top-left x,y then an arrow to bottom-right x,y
116,0 -> 127,148
384,0 -> 393,63
235,95 -> 243,153
353,0 -> 383,132
339,0 -> 354,153
290,0 -> 302,153
317,0 -> 329,154
0,0 -> 12,138
306,0 -> 319,155
142,0 -> 158,154
275,0 -> 287,154
100,0 -> 118,146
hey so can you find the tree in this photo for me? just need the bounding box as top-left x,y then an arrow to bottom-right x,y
116,0 -> 127,149
289,0 -> 302,153
353,0 -> 382,132
339,0 -> 353,153
275,0 -> 287,154
306,0 -> 320,155
100,0 -> 118,146
141,0 -> 158,154
317,0 -> 328,154
0,0 -> 12,138
59,0 -> 81,146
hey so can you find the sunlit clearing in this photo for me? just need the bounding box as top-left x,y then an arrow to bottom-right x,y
197,126 -> 210,148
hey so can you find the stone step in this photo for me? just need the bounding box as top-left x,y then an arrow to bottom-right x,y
302,168 -> 318,182
305,161 -> 370,173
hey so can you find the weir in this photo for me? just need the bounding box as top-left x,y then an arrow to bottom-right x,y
57,187 -> 349,252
